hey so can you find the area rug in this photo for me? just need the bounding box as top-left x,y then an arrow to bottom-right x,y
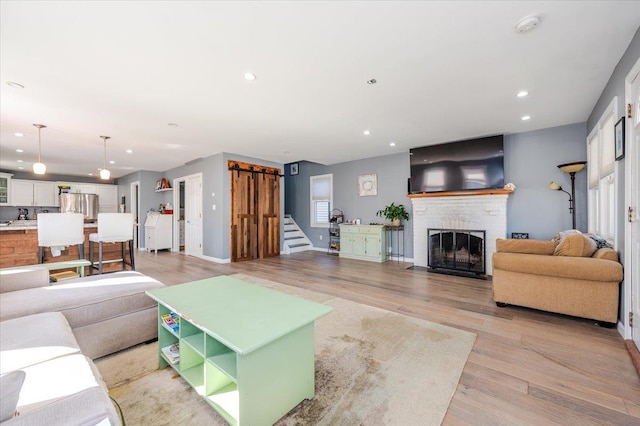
95,273 -> 476,425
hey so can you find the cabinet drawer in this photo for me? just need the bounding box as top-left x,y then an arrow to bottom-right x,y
358,226 -> 383,235
339,225 -> 360,234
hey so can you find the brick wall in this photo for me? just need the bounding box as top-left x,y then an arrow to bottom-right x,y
410,194 -> 509,274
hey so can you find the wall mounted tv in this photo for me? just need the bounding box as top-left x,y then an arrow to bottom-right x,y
409,135 -> 504,194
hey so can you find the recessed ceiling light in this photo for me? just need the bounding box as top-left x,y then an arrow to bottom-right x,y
14,132 -> 23,137
363,130 -> 371,135
6,81 -> 24,89
516,15 -> 541,34
16,149 -> 23,153
521,115 -> 531,121
244,73 -> 256,81
168,123 -> 178,127
517,90 -> 529,98
88,173 -> 93,176
126,149 -> 133,154
18,166 -> 24,170
17,160 -> 23,163
109,160 -> 115,164
389,142 -> 396,147
367,79 -> 377,85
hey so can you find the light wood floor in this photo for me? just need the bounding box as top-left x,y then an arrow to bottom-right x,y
134,250 -> 640,425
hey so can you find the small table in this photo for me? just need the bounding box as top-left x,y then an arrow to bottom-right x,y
146,276 -> 333,426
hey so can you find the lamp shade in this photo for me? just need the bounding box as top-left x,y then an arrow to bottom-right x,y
100,168 -> 110,180
33,162 -> 46,175
548,181 -> 561,190
558,161 -> 587,174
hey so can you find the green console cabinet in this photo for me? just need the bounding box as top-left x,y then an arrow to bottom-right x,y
338,224 -> 387,262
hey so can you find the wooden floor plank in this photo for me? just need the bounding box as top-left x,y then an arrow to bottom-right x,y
132,250 -> 640,424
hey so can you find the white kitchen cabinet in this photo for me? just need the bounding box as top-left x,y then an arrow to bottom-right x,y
76,184 -> 98,194
0,173 -> 12,206
97,185 -> 118,212
11,180 -> 56,207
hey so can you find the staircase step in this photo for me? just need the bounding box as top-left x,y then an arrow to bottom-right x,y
288,242 -> 311,248
285,236 -> 304,241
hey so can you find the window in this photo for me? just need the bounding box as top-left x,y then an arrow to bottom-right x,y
587,97 -> 617,244
310,174 -> 332,228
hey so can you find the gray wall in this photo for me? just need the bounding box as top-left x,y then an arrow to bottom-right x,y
285,124 -> 588,258
586,26 -> 640,323
504,122 -> 588,239
116,170 -> 164,247
155,152 -> 284,261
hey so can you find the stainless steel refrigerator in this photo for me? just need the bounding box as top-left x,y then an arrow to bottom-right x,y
59,193 -> 99,220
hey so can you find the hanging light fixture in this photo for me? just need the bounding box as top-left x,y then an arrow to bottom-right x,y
32,124 -> 47,175
99,135 -> 111,180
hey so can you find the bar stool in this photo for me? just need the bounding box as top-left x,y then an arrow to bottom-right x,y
89,213 -> 135,275
37,213 -> 85,264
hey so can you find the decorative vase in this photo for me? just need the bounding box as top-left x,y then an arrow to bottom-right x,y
392,218 -> 401,227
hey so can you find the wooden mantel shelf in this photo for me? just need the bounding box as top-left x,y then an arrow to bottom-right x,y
407,188 -> 514,198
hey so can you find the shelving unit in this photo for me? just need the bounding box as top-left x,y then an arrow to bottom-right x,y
147,276 -> 333,426
339,224 -> 387,263
327,209 -> 343,256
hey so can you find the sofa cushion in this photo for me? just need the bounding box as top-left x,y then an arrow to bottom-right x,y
0,266 -> 49,294
13,353 -> 117,424
592,248 -> 619,262
0,312 -> 80,374
493,252 -> 623,282
554,233 -> 598,257
0,271 -> 164,328
496,238 -> 557,255
0,371 -> 25,422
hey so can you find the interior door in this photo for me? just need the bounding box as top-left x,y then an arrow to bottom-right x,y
630,67 -> 640,348
185,174 -> 203,257
230,170 -> 257,261
257,172 -> 280,258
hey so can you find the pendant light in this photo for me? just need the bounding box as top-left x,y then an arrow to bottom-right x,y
99,135 -> 111,180
32,124 -> 47,175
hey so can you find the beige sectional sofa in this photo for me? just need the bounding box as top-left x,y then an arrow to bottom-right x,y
0,266 -> 165,425
492,234 -> 624,325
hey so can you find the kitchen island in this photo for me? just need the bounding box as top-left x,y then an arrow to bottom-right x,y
0,221 -> 134,273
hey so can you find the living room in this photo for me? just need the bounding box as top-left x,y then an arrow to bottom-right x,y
1,1 -> 640,425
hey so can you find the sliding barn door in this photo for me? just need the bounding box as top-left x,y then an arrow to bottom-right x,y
230,170 -> 257,262
258,172 -> 280,258
229,161 -> 281,262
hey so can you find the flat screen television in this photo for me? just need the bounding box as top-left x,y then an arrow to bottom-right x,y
409,135 -> 504,194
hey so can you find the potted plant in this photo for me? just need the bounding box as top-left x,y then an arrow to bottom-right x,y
376,202 -> 410,226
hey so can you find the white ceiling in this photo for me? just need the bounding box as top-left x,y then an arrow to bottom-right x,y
1,1 -> 639,178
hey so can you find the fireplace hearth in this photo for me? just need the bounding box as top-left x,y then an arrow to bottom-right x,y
428,228 -> 486,277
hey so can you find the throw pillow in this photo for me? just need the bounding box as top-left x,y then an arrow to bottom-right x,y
0,370 -> 25,422
554,233 -> 598,257
584,233 -> 614,249
552,229 -> 582,244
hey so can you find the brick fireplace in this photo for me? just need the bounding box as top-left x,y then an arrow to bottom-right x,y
409,190 -> 512,275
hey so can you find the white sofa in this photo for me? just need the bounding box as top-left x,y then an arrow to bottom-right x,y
0,266 -> 165,425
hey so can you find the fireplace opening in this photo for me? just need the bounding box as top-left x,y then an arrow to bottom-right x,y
428,228 -> 486,277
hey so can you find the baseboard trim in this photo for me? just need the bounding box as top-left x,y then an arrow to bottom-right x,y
625,339 -> 640,378
199,254 -> 230,264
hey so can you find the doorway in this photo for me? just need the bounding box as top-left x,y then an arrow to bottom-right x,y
172,173 -> 203,257
130,181 -> 140,249
625,58 -> 640,347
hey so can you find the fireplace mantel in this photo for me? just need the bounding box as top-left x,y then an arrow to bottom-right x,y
407,188 -> 514,198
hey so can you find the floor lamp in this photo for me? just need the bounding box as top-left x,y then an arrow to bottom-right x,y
547,161 -> 587,230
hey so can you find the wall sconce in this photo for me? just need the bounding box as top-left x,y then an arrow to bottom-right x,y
547,161 -> 587,229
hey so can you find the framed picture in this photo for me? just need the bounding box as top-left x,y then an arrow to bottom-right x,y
290,163 -> 299,175
155,180 -> 163,191
358,174 -> 377,196
615,117 -> 625,161
511,232 -> 529,239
